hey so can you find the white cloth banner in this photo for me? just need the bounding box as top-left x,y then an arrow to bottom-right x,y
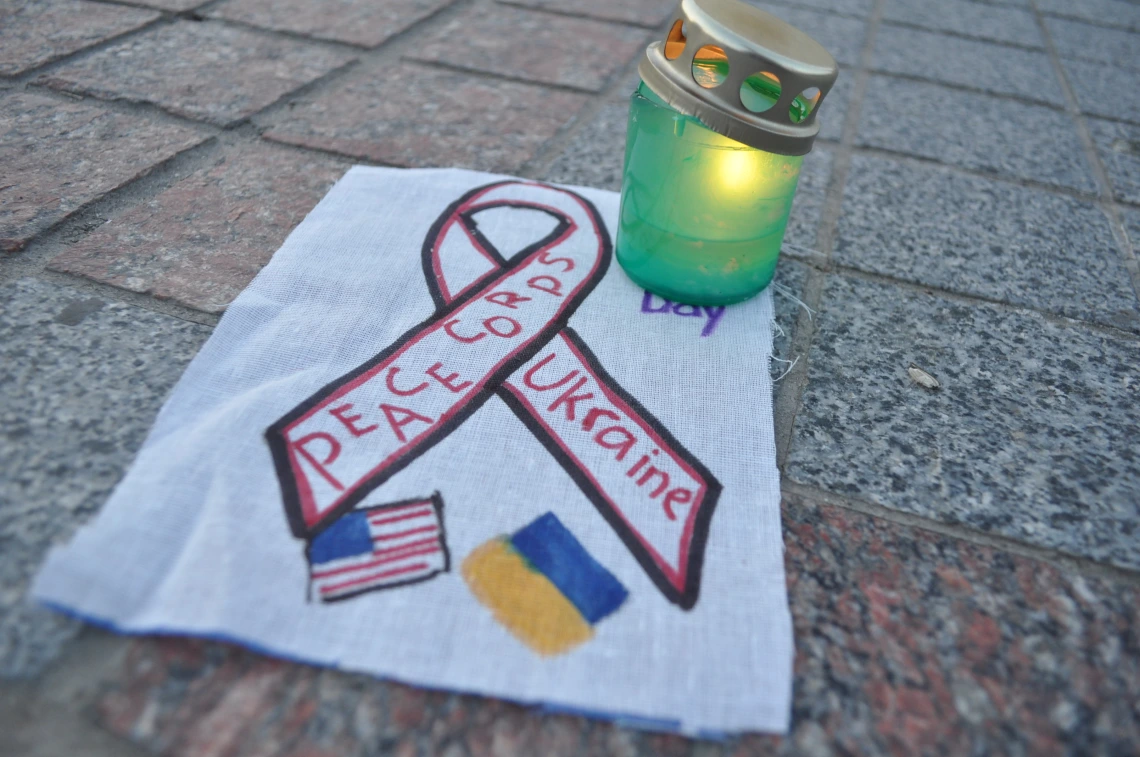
33,167 -> 792,736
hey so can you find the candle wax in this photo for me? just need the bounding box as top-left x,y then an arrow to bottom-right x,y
615,83 -> 804,306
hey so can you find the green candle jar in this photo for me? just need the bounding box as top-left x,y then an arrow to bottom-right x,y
615,0 -> 838,306
617,82 -> 804,305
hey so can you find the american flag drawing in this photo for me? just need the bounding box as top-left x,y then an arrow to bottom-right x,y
306,494 -> 449,602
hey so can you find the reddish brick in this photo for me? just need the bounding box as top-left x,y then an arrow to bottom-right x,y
263,61 -> 590,172
0,91 -> 204,252
211,0 -> 455,48
0,0 -> 159,76
49,142 -> 346,312
498,0 -> 677,28
36,21 -> 354,126
407,4 -> 650,92
781,494 -> 1140,755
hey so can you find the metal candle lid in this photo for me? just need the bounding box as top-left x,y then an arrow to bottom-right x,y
639,0 -> 839,155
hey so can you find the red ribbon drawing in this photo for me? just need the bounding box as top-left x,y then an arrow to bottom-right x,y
267,181 -> 721,608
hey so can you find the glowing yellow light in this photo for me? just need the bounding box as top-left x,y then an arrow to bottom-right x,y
717,148 -> 757,194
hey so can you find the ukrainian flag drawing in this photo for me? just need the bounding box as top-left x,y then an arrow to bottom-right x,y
462,512 -> 629,656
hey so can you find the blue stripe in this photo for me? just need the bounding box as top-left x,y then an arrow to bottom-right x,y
510,512 -> 628,624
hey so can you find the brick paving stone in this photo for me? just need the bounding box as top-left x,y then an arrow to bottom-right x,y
1046,18 -> 1140,72
48,143 -> 347,313
872,26 -> 1059,105
36,21 -> 354,127
498,0 -> 678,28
263,61 -> 590,172
882,0 -> 1043,48
786,273 -> 1140,571
406,5 -> 650,93
1062,58 -> 1140,125
210,0 -> 456,48
0,0 -> 159,77
747,2 -> 867,67
856,76 -> 1096,193
759,495 -> 1140,756
83,494 -> 1140,755
835,154 -> 1140,332
0,278 -> 209,677
0,91 -> 205,253
1085,118 -> 1140,207
1037,0 -> 1140,34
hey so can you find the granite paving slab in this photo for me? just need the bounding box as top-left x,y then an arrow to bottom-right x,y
758,0 -> 873,18
1086,118 -> 1140,207
1061,58 -> 1140,125
0,91 -> 205,253
120,0 -> 206,12
48,143 -> 348,314
1036,0 -> 1140,33
770,258 -> 810,370
786,273 -> 1140,571
0,0 -> 159,77
35,21 -> 355,127
835,154 -> 1140,332
497,0 -> 678,28
263,60 -> 590,172
210,0 -> 456,48
746,2 -> 867,67
872,26 -> 1059,105
817,70 -> 849,142
406,4 -> 650,93
541,102 -> 630,193
0,278 -> 210,677
82,494 -> 1140,755
882,0 -> 1043,48
1046,17 -> 1140,72
856,76 -> 1096,193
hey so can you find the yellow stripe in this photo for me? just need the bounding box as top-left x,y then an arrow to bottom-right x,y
462,538 -> 594,656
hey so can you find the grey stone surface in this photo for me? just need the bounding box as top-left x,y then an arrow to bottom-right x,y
882,0 -> 1043,48
872,26 -> 1059,105
1088,118 -> 1140,206
817,69 -> 850,141
785,144 -> 833,253
786,273 -> 1140,570
1063,58 -> 1140,124
835,154 -> 1140,332
542,102 -> 629,192
1037,0 -> 1140,33
856,76 -> 1096,193
770,257 -> 810,370
747,2 -> 866,66
1046,17 -> 1140,71
759,0 -> 872,18
0,278 -> 209,677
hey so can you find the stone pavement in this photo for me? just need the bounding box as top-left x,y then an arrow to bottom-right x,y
1,0 -> 1138,753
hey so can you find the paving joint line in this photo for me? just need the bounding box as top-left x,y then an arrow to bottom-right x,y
782,481 -> 1140,587
773,0 -> 886,470
865,69 -> 1063,112
877,19 -> 1047,53
495,0 -> 668,30
849,143 -> 1104,202
21,79 -> 225,134
0,135 -> 224,284
1,12 -> 177,86
1029,0 -> 1140,310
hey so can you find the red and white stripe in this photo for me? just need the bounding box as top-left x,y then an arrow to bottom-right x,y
312,500 -> 446,600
